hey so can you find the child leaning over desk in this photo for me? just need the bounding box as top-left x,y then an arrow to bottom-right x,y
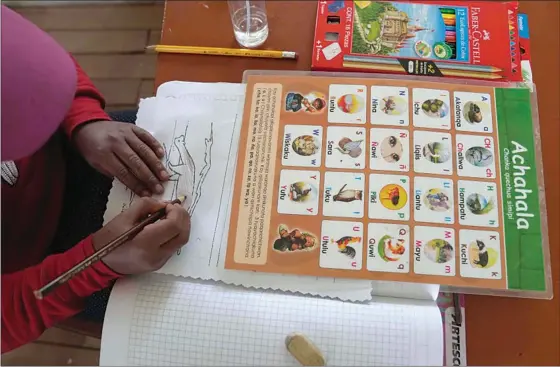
1,6 -> 191,352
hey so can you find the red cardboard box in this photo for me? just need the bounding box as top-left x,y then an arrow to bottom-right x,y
312,1 -> 522,81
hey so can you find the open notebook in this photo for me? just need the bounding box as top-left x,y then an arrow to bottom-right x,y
99,81 -> 444,366
100,275 -> 443,366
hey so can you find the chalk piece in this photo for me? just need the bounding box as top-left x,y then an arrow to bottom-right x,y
285,333 -> 326,366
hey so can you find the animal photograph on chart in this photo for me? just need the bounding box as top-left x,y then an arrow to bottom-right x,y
367,223 -> 410,273
369,128 -> 410,172
370,85 -> 409,126
276,170 -> 320,216
413,226 -> 456,277
413,130 -> 453,175
272,224 -> 319,253
458,180 -> 499,228
412,88 -> 451,129
456,134 -> 497,178
281,125 -> 323,167
413,176 -> 454,224
284,90 -> 327,114
319,220 -> 363,271
453,91 -> 494,133
328,84 -> 367,124
368,174 -> 410,221
322,172 -> 365,218
325,126 -> 366,169
459,229 -> 502,280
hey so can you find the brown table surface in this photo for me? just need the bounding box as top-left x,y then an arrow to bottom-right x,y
155,1 -> 560,365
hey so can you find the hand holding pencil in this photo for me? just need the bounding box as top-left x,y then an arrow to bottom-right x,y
92,197 -> 191,275
34,197 -> 191,299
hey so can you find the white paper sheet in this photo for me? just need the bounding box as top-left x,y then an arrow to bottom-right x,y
103,82 -> 374,301
100,275 -> 443,366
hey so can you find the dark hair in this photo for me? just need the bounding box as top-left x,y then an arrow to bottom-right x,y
313,98 -> 325,109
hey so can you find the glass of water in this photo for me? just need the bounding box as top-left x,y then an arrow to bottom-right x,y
228,0 -> 269,48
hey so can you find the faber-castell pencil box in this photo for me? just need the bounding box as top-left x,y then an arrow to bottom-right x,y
312,1 -> 522,82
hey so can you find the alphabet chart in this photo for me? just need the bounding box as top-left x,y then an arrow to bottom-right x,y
225,72 -> 550,296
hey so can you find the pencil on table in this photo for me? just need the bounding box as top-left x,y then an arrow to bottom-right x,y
33,196 -> 186,300
146,45 -> 297,59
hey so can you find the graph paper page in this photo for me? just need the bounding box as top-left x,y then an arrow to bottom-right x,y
100,276 -> 443,366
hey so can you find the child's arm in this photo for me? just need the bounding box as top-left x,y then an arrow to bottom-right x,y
61,56 -> 111,137
1,236 -> 121,353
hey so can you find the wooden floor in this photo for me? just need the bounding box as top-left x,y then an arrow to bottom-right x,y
2,2 -> 164,365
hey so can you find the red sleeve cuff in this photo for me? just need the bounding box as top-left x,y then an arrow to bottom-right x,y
78,235 -> 123,281
62,97 -> 110,137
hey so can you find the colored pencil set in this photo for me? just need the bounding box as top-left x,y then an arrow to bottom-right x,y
311,0 -> 523,82
342,55 -> 503,80
440,8 -> 457,59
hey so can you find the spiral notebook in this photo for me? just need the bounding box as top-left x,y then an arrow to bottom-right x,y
100,275 -> 443,366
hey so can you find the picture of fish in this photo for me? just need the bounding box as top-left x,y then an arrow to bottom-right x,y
273,224 -> 318,253
423,188 -> 451,212
332,184 -> 363,202
333,236 -> 361,259
378,235 -> 406,262
292,135 -> 320,156
423,142 -> 451,163
336,137 -> 363,158
381,135 -> 403,162
289,181 -> 317,203
466,146 -> 494,167
466,193 -> 494,215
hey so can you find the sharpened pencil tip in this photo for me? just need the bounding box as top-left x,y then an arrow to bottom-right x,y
177,195 -> 186,204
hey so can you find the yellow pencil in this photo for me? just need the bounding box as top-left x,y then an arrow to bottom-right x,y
146,45 -> 297,59
342,61 -> 503,80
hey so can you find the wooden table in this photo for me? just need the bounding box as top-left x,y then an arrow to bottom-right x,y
155,1 -> 560,365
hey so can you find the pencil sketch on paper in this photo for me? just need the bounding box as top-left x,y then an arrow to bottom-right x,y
162,120 -> 214,254
121,120 -> 214,256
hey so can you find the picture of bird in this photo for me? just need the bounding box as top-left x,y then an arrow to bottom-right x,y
333,236 -> 361,259
332,184 -> 363,202
336,137 -> 363,158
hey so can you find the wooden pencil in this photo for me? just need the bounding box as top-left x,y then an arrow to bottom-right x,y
33,196 -> 185,300
342,61 -> 503,80
146,45 -> 297,59
343,55 -> 503,73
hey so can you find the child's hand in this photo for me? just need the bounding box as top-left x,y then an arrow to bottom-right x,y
92,197 -> 191,274
73,120 -> 169,197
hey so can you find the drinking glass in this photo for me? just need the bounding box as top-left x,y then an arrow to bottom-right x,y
228,0 -> 269,48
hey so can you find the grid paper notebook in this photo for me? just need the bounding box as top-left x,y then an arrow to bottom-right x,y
102,278 -> 443,366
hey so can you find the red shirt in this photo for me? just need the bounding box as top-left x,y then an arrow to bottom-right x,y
1,59 -> 122,353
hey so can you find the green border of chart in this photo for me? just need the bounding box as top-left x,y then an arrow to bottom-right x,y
495,88 -> 545,291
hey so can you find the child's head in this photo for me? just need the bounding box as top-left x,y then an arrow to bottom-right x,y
312,98 -> 326,111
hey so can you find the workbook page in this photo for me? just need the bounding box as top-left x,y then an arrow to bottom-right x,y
100,276 -> 443,366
